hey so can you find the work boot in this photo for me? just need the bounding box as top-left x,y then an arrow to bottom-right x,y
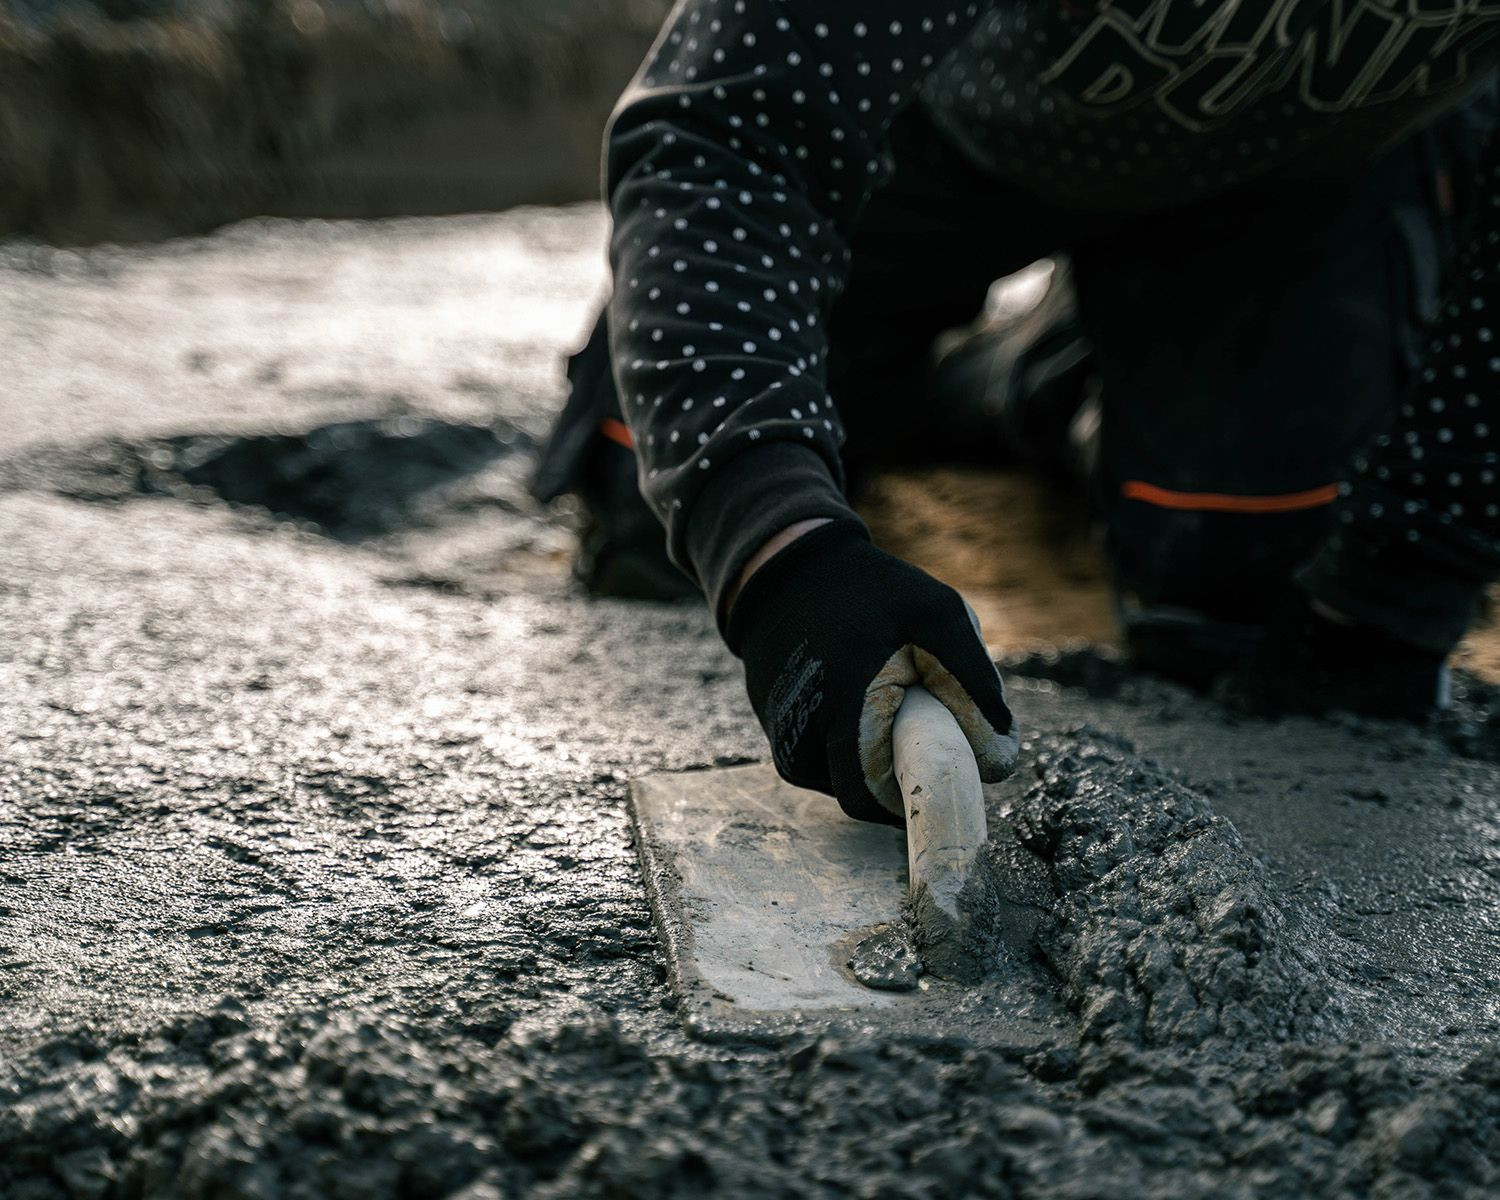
928,257 -> 1099,484
1122,587 -> 1453,718
569,436 -> 697,601
531,316 -> 696,602
1118,599 -> 1268,691
1218,593 -> 1453,719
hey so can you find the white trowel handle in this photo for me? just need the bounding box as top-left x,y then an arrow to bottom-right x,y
891,686 -> 987,919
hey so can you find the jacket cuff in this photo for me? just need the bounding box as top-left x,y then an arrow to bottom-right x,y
684,442 -> 861,632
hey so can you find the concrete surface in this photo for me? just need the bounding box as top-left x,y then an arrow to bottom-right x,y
3,206 -> 1500,1199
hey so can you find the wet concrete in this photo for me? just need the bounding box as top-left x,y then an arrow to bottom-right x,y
847,924 -> 924,992
28,416 -> 534,541
4,208 -> 1500,1197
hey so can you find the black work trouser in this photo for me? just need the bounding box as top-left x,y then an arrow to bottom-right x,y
549,99 -> 1492,631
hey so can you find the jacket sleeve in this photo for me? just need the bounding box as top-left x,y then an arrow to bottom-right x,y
605,1 -> 992,625
1299,126 -> 1500,653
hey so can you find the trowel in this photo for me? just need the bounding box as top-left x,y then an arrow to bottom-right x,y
630,685 -> 1031,1039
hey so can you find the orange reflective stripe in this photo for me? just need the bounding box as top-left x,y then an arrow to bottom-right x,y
599,417 -> 634,449
1121,480 -> 1340,514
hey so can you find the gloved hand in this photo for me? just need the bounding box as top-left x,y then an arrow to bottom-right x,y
724,519 -> 1019,824
1218,590 -> 1450,720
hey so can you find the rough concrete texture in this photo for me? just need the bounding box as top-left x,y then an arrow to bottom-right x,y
4,206 -> 1500,1197
1005,731 -> 1339,1049
847,924 -> 924,992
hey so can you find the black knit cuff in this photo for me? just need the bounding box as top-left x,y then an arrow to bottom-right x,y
684,443 -> 862,632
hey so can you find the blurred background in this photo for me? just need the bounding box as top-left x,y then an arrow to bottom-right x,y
1,0 -> 669,244
1,0 -> 1126,660
5,0 -> 1491,671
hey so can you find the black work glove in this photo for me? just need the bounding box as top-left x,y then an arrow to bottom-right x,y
724,519 -> 1019,825
1218,590 -> 1450,720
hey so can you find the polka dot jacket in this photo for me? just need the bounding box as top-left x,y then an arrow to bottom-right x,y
1300,133 -> 1500,652
605,0 -> 1500,642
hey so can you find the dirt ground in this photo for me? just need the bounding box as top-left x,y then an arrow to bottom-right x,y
3,206 -> 1500,1198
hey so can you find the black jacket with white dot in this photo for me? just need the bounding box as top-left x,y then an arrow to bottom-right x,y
607,0 -> 1500,648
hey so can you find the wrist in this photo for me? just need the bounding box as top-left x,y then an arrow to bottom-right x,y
723,518 -> 872,656
1308,597 -> 1354,626
724,518 -> 833,616
680,442 -> 859,633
